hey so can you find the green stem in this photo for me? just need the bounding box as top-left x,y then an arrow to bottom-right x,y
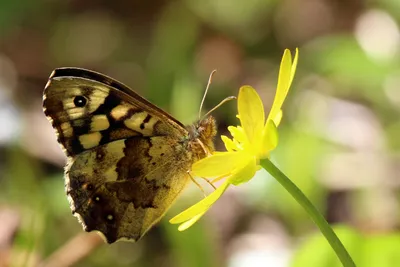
260,158 -> 356,267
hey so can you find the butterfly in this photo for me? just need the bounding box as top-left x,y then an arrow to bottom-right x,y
43,68 -> 217,243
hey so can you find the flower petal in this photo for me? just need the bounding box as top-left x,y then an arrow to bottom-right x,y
221,135 -> 236,151
238,86 -> 265,142
192,152 -> 243,178
273,110 -> 283,127
259,119 -> 278,157
227,155 -> 257,186
267,49 -> 296,126
289,48 -> 299,89
169,181 -> 230,225
228,126 -> 246,144
177,212 -> 206,231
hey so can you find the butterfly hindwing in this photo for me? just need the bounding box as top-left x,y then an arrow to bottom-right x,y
66,136 -> 192,243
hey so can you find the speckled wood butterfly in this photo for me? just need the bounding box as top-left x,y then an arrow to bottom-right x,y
43,68 -> 216,243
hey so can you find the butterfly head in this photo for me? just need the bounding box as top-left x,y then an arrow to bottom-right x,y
187,115 -> 217,155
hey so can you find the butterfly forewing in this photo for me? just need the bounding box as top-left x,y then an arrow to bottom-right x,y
43,68 -> 187,156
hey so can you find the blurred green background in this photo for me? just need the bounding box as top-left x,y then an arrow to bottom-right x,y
1,0 -> 400,266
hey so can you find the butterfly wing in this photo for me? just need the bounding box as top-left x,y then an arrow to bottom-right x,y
43,68 -> 187,156
66,137 -> 192,243
43,68 -> 200,243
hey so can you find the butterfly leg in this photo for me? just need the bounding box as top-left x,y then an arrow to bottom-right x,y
200,177 -> 217,190
210,174 -> 228,184
187,171 -> 207,197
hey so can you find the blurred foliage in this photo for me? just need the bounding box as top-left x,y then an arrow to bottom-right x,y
292,226 -> 400,267
0,0 -> 400,266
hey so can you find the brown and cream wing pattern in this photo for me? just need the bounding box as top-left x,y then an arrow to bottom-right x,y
43,68 -> 187,157
42,68 -> 215,243
66,136 -> 193,243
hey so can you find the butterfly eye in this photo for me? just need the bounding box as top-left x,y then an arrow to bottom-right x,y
73,95 -> 87,107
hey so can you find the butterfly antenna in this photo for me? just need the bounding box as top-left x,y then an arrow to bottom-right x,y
199,70 -> 217,120
201,95 -> 236,120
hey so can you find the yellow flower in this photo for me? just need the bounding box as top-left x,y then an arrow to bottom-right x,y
170,49 -> 299,231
